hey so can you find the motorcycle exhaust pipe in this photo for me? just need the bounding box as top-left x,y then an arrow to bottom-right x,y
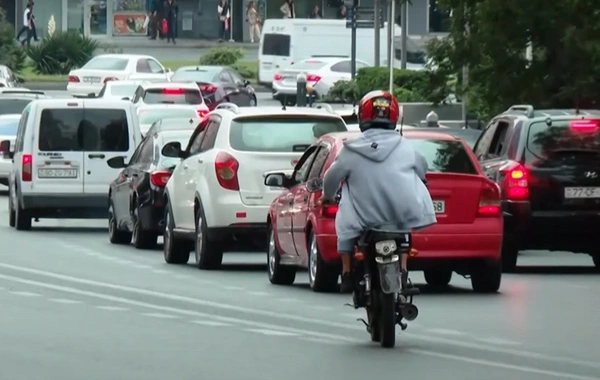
400,304 -> 419,321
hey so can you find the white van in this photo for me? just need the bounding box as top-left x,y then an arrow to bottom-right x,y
0,98 -> 141,230
258,19 -> 410,86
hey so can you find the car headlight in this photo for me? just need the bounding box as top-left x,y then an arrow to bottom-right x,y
375,240 -> 397,256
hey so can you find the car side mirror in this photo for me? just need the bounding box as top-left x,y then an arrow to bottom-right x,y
107,156 -> 127,168
121,97 -> 130,101
0,140 -> 13,159
161,141 -> 182,158
243,80 -> 250,87
166,67 -> 172,73
306,178 -> 323,193
264,172 -> 288,188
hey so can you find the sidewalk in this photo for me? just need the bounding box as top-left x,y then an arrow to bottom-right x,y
95,36 -> 259,50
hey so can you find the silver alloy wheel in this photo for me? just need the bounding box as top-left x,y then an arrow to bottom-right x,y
268,230 -> 276,276
164,211 -> 171,252
195,214 -> 203,264
249,97 -> 257,107
309,236 -> 318,286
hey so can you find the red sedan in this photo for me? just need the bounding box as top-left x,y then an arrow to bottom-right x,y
265,131 -> 503,293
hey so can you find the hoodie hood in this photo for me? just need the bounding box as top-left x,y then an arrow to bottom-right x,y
343,128 -> 401,162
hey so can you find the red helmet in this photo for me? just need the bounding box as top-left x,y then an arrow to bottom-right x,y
357,90 -> 400,132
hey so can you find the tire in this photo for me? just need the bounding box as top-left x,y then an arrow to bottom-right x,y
267,225 -> 296,285
132,205 -> 157,249
249,95 -> 257,107
8,189 -> 15,227
194,206 -> 223,270
424,269 -> 452,287
368,309 -> 380,342
379,292 -> 396,348
471,260 -> 502,293
308,231 -> 338,292
163,205 -> 190,264
108,202 -> 131,244
14,195 -> 32,231
501,239 -> 518,273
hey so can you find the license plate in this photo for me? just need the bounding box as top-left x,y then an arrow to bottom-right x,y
432,200 -> 445,214
83,76 -> 100,83
282,77 -> 295,84
564,187 -> 600,199
38,169 -> 77,178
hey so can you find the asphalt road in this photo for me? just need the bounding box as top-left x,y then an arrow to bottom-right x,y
0,189 -> 599,380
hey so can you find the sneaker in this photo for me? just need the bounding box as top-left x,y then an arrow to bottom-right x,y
340,272 -> 353,294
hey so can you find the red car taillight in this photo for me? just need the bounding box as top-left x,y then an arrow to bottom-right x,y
199,84 -> 217,93
306,74 -> 321,82
68,76 -> 80,83
22,153 -> 32,182
273,73 -> 282,81
197,109 -> 209,118
477,181 -> 501,217
214,152 -> 239,191
150,170 -> 171,187
320,204 -> 338,218
500,161 -> 529,201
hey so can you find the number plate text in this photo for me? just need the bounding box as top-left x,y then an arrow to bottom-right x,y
38,169 -> 78,178
432,200 -> 445,214
564,187 -> 600,199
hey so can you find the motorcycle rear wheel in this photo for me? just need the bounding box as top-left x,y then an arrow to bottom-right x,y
379,292 -> 396,348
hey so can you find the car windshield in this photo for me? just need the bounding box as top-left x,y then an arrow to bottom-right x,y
83,57 -> 129,71
143,88 -> 203,105
526,120 -> 600,161
171,69 -> 218,83
408,138 -> 478,174
0,118 -> 19,135
139,108 -> 197,124
110,84 -> 139,97
0,99 -> 32,115
229,116 -> 347,152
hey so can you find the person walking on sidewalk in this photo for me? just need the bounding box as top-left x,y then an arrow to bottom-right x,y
218,0 -> 230,42
149,0 -> 163,40
280,0 -> 294,18
163,0 -> 178,44
246,1 -> 260,43
16,2 -> 34,45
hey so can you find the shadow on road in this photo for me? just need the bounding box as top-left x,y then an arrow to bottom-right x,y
26,226 -> 107,234
212,263 -> 266,272
514,265 -> 598,275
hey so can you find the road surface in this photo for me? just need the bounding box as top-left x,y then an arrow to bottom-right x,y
0,191 -> 598,380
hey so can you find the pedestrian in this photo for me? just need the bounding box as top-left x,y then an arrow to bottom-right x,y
149,0 -> 163,40
163,0 -> 178,44
20,3 -> 35,46
279,0 -> 294,18
338,4 -> 347,19
217,0 -> 230,42
246,1 -> 260,43
309,5 -> 322,18
16,2 -> 32,44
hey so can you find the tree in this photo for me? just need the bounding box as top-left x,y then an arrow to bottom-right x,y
0,8 -> 26,72
426,0 -> 600,119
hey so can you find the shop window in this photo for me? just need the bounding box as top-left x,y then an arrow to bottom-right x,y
429,0 -> 451,33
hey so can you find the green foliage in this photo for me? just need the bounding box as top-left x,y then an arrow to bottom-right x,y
231,62 -> 255,79
198,47 -> 244,66
325,67 -> 451,103
0,9 -> 27,72
427,0 -> 600,120
26,31 -> 98,75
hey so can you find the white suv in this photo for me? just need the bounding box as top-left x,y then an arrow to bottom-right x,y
160,103 -> 348,269
0,98 -> 141,230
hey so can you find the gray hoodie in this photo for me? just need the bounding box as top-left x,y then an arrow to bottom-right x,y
323,129 -> 437,241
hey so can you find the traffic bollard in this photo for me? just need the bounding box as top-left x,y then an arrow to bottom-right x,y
426,111 -> 439,128
296,73 -> 307,107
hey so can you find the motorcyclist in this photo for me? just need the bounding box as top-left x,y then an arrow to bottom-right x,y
319,90 -> 437,293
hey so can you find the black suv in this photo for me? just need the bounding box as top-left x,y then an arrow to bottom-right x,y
0,91 -> 48,116
473,105 -> 600,272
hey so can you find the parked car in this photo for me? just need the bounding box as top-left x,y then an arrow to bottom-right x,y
0,65 -> 24,88
170,65 -> 257,109
107,128 -> 194,249
0,91 -> 48,116
137,104 -> 201,136
264,130 -> 503,293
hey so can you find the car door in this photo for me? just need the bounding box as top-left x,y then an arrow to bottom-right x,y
173,120 -> 208,229
112,140 -> 144,223
474,118 -> 514,179
225,69 -> 253,106
217,71 -> 244,105
125,137 -> 155,223
146,59 -> 170,81
81,102 -> 135,195
291,144 -> 330,257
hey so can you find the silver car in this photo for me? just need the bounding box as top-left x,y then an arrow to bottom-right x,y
272,57 -> 370,104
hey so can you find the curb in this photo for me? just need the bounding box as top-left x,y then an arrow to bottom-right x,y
27,82 -> 271,93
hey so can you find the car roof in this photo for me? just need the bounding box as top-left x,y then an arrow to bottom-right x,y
325,130 -> 462,143
0,114 -> 21,120
138,104 -> 198,111
156,117 -> 199,127
140,82 -> 199,90
222,106 -> 345,118
176,66 -> 222,72
108,80 -> 148,86
30,98 -> 134,107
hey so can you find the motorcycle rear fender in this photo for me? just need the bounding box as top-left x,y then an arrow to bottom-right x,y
376,255 -> 402,294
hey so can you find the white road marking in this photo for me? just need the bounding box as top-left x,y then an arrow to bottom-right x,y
409,349 -> 600,380
11,291 -> 40,296
191,321 -> 232,327
49,298 -> 82,304
133,264 -> 152,269
300,337 -> 345,345
152,269 -> 169,274
223,285 -> 244,291
476,337 -> 522,346
0,264 -> 599,371
113,259 -> 134,265
95,306 -> 130,311
247,291 -> 270,296
426,328 -> 466,336
245,329 -> 300,337
96,255 -> 115,260
141,312 -> 179,319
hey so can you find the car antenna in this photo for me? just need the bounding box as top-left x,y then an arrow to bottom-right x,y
399,116 -> 404,136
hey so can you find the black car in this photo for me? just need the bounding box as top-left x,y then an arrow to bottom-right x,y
473,105 -> 600,271
170,65 -> 257,109
0,91 -> 48,116
107,128 -> 194,249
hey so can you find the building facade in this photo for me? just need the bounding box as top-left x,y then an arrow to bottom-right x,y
7,0 -> 450,41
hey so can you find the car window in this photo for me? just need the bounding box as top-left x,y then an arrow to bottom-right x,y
229,116 -> 347,152
83,57 -> 129,70
0,99 -> 32,116
110,84 -> 139,97
199,118 -> 220,152
159,132 -> 194,167
218,71 -> 233,83
143,88 -> 203,105
226,69 -> 244,83
0,118 -> 19,135
292,60 -> 328,71
38,108 -> 129,152
293,146 -> 318,183
136,59 -> 151,73
15,107 -> 30,152
307,146 -> 330,179
171,69 -> 219,83
408,138 -> 478,174
330,61 -> 351,73
136,137 -> 154,163
147,59 -> 164,74
473,120 -> 499,158
262,34 -> 290,56
188,130 -> 205,155
525,120 -> 600,162
138,108 -> 197,124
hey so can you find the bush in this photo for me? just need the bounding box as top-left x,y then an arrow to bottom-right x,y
0,9 -> 27,73
198,47 -> 244,66
325,80 -> 360,103
26,31 -> 98,75
231,61 -> 255,80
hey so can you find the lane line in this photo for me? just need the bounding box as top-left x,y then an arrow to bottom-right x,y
10,291 -> 40,296
95,306 -> 130,311
476,337 -> 522,346
300,337 -> 345,345
49,298 -> 82,304
426,328 -> 465,336
0,263 -> 598,370
244,329 -> 300,337
191,321 -> 232,327
141,312 -> 179,319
